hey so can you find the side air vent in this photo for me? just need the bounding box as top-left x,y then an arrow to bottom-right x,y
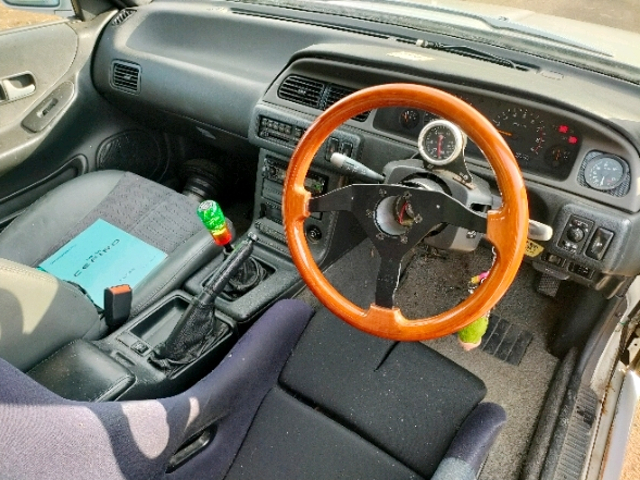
111,8 -> 135,26
278,75 -> 368,122
111,61 -> 141,95
278,75 -> 324,108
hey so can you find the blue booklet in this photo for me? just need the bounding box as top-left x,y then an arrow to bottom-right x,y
39,219 -> 167,309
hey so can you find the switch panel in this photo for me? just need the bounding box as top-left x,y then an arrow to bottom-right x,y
559,215 -> 594,254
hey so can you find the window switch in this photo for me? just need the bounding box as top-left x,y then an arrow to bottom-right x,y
586,228 -> 614,260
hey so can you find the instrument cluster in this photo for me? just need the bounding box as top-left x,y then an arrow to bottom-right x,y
373,97 -> 583,181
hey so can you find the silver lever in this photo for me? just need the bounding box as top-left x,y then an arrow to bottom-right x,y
528,219 -> 553,241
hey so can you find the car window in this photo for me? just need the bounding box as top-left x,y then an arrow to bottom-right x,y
0,4 -> 61,32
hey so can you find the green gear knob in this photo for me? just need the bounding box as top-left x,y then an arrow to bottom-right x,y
197,200 -> 232,246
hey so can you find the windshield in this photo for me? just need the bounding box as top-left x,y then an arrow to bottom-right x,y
231,0 -> 640,84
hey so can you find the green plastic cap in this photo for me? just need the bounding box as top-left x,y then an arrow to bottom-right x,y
457,315 -> 489,344
197,200 -> 227,234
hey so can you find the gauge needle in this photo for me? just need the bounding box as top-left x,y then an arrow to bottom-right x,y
497,129 -> 513,137
437,134 -> 443,158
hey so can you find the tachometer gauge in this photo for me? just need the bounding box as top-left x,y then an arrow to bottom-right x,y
418,120 -> 465,166
493,107 -> 546,161
584,154 -> 627,191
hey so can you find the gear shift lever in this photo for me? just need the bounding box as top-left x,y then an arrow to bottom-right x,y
150,201 -> 256,369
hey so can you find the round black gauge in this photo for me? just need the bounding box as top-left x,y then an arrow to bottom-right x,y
418,120 -> 464,165
399,109 -> 420,130
584,154 -> 627,191
545,146 -> 573,168
492,107 -> 546,160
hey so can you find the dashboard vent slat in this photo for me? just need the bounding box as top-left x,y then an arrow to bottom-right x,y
111,8 -> 135,26
111,61 -> 141,95
278,75 -> 369,122
324,85 -> 369,122
278,75 -> 324,108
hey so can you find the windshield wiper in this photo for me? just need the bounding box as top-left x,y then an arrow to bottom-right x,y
366,0 -> 612,57
400,39 -> 528,70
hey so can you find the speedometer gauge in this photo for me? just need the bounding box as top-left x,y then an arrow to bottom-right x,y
418,120 -> 465,166
583,154 -> 627,191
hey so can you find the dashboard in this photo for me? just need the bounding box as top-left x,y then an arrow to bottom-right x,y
92,0 -> 640,296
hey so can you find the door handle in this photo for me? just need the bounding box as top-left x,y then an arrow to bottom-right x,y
22,81 -> 74,133
0,72 -> 36,102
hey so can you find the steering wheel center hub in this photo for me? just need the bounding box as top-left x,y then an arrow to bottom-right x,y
375,196 -> 410,236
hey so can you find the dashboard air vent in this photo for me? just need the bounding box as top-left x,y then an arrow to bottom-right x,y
278,75 -> 324,108
323,84 -> 369,121
278,75 -> 368,122
111,8 -> 135,26
111,61 -> 141,95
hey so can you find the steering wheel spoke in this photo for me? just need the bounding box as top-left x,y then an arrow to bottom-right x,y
374,256 -> 404,309
405,188 -> 488,234
308,184 -> 374,213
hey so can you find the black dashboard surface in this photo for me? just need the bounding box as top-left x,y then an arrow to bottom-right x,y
93,0 -> 640,287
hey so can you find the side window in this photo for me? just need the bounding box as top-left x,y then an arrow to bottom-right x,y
0,4 -> 62,32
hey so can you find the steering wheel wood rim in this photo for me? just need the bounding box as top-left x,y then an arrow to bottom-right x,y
283,83 -> 528,341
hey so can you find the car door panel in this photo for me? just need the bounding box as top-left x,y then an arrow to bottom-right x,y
0,22 -> 77,174
0,11 -> 159,229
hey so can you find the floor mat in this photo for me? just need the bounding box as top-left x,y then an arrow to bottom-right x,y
482,315 -> 533,366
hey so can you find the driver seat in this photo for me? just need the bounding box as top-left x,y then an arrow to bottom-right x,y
0,299 -> 505,480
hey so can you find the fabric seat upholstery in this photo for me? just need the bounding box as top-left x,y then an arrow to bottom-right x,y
0,170 -> 226,370
0,299 -> 505,480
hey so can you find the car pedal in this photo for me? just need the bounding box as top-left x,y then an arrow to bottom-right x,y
537,273 -> 562,298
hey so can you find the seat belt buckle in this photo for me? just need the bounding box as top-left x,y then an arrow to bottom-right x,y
104,284 -> 132,331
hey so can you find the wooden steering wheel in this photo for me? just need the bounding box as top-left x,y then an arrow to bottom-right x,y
283,84 -> 529,341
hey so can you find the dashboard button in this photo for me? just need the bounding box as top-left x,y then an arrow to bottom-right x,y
569,263 -> 593,279
586,228 -> 614,260
325,137 -> 340,161
340,141 -> 353,157
567,227 -> 585,243
543,252 -> 566,267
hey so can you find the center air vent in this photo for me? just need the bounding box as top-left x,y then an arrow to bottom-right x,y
324,84 -> 369,122
278,75 -> 324,108
111,8 -> 135,26
278,75 -> 369,122
111,61 -> 141,95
